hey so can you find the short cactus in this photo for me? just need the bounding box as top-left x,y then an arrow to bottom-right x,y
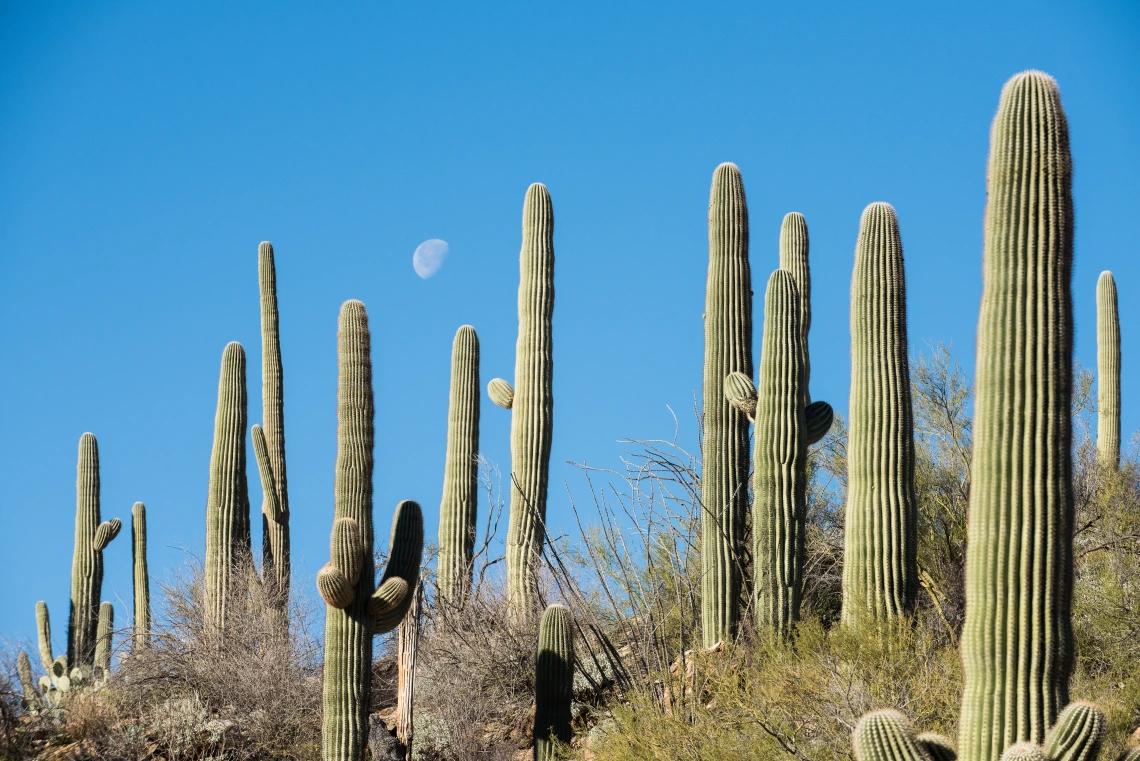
319,300 -> 424,761
535,604 -> 574,761
701,162 -> 753,646
16,652 -> 42,712
204,341 -> 252,635
258,241 -> 291,602
753,269 -> 807,635
35,600 -> 53,677
1043,702 -> 1105,761
959,71 -> 1075,761
842,202 -> 918,624
491,183 -> 555,620
68,433 -> 120,668
852,709 -> 935,761
94,602 -> 113,679
1000,745 -> 1048,761
132,502 -> 150,651
1096,271 -> 1120,468
438,325 -> 481,605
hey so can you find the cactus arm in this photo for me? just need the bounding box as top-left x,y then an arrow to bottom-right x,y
505,183 -> 555,620
535,604 -> 574,761
1096,271 -> 1121,467
438,325 -> 480,605
958,71 -> 1075,761
131,502 -> 150,651
252,425 -> 282,524
488,378 -> 514,409
701,163 -> 753,646
805,400 -> 834,446
779,212 -> 812,404
258,241 -> 291,601
371,500 -> 424,635
724,371 -> 758,419
1042,702 -> 1106,761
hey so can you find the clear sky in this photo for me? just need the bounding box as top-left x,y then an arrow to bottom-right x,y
2,2 -> 1138,646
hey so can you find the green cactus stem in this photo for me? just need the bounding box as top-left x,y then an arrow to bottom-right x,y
131,502 -> 150,651
94,602 -> 113,678
438,325 -> 480,606
959,71 -> 1075,761
204,342 -> 251,635
852,709 -> 935,761
1096,271 -> 1120,468
319,300 -> 424,761
918,735 -> 958,761
493,183 -> 555,620
1043,703 -> 1105,761
753,269 -> 807,636
258,241 -> 291,603
68,433 -> 120,668
36,601 -> 54,676
535,604 -> 574,761
701,162 -> 753,646
843,202 -> 918,624
780,212 -> 812,401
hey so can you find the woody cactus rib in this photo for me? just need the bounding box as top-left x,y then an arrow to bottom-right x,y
1096,271 -> 1120,468
958,71 -> 1075,761
68,433 -> 120,667
843,202 -> 918,624
701,162 -> 753,646
438,325 -> 480,605
753,268 -> 807,636
204,342 -> 251,635
258,241 -> 291,601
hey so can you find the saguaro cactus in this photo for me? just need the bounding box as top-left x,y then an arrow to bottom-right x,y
959,71 -> 1075,761
753,269 -> 807,635
319,300 -> 424,761
258,241 -> 291,602
488,183 -> 555,620
132,502 -> 150,651
853,710 -> 936,761
842,202 -> 918,624
780,212 -> 812,400
535,604 -> 574,761
204,342 -> 251,634
438,325 -> 481,605
1096,271 -> 1120,468
94,602 -> 113,678
68,433 -> 120,668
701,162 -> 753,647
36,601 -> 53,676
1043,702 -> 1105,761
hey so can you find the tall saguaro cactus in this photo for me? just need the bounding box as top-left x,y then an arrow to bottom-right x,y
842,202 -> 918,624
488,184 -> 555,619
318,300 -> 424,761
258,241 -> 291,602
68,433 -> 121,668
959,71 -> 1075,761
204,342 -> 251,635
535,604 -> 575,761
438,325 -> 480,605
701,162 -> 753,647
132,502 -> 150,651
753,269 -> 806,635
1096,271 -> 1120,468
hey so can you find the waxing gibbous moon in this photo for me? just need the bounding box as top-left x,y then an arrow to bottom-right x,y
413,239 -> 449,279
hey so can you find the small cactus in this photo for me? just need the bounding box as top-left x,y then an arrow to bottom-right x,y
852,709 -> 935,761
258,241 -> 291,603
999,745 -> 1049,761
35,601 -> 54,677
68,433 -> 120,668
94,602 -> 113,679
438,325 -> 481,606
1043,702 -> 1105,761
132,502 -> 150,651
701,162 -> 753,646
204,342 -> 252,635
16,652 -> 42,712
535,604 -> 574,761
753,269 -> 807,635
1096,271 -> 1120,468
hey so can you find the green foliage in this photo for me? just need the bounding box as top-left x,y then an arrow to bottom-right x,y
701,163 -> 753,646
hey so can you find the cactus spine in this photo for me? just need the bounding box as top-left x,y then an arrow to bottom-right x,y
204,342 -> 251,635
753,269 -> 807,635
319,300 -> 424,761
842,202 -> 918,624
258,241 -> 291,602
1096,271 -> 1120,468
535,604 -> 574,761
958,71 -> 1075,761
132,502 -> 150,651
68,433 -> 120,668
493,183 -> 555,619
438,325 -> 480,605
94,602 -> 113,677
701,162 -> 753,646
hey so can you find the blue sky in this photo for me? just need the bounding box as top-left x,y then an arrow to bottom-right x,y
2,2 -> 1137,647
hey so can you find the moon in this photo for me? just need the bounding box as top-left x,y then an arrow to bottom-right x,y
413,239 -> 449,279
